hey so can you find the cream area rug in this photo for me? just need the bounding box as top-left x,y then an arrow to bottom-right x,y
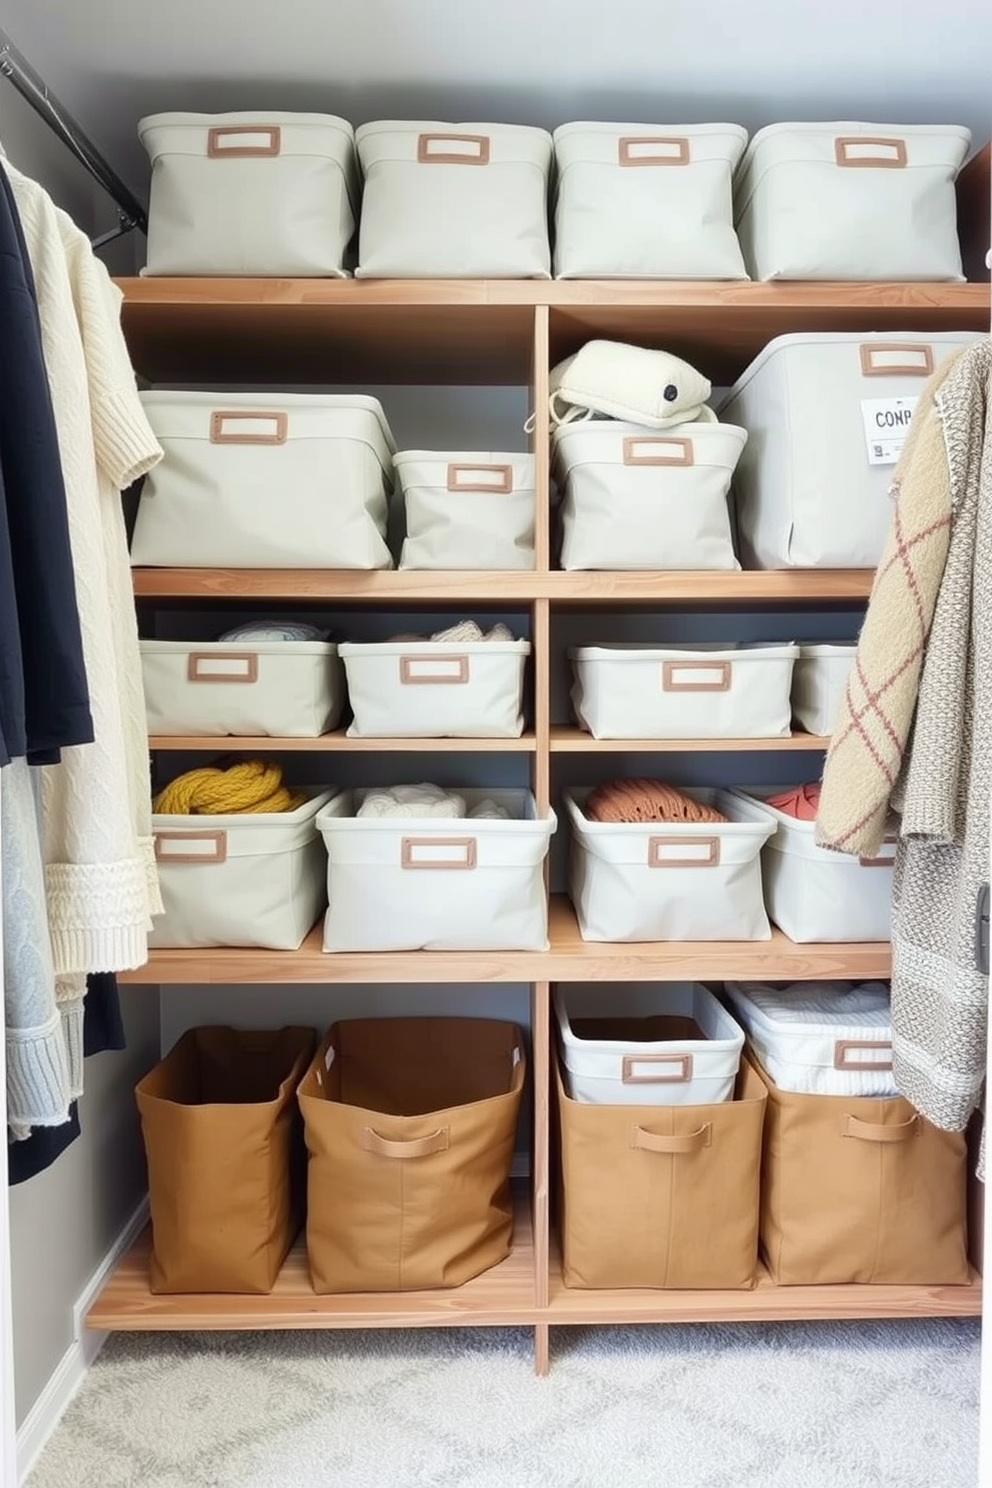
27,1319 -> 980,1488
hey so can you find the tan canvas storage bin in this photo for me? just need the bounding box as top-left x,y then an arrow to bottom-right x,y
339,639 -> 530,738
395,451 -> 535,570
140,639 -> 344,737
719,332 -> 975,568
136,1026 -> 314,1293
131,393 -> 394,569
356,121 -> 552,278
150,791 -> 335,950
569,643 -> 798,739
729,790 -> 894,943
318,789 -> 556,952
139,112 -> 357,277
557,1057 -> 766,1289
734,122 -> 970,281
299,1019 -> 525,1292
555,982 -> 744,1106
726,981 -> 896,1098
791,644 -> 856,737
553,420 -> 743,571
553,122 -> 748,280
755,1059 -> 970,1285
565,788 -> 773,943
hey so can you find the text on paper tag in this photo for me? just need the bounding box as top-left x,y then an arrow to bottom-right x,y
861,396 -> 919,467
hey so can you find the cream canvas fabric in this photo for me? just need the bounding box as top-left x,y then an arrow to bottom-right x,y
726,981 -> 896,1098
719,331 -> 978,568
549,342 -> 715,429
150,792 -> 334,950
734,122 -> 970,281
554,420 -> 742,571
791,644 -> 857,737
395,451 -> 535,570
140,640 -> 344,738
729,791 -> 895,944
356,121 -> 552,278
139,112 -> 357,276
569,643 -> 797,739
340,640 -> 530,738
566,789 -> 773,943
318,790 -> 555,952
553,122 -> 749,280
132,392 -> 394,569
555,982 -> 744,1106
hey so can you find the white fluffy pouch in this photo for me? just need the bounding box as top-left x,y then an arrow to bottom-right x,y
549,340 -> 716,429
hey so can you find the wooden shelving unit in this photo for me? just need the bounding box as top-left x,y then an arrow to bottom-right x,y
93,242 -> 990,1373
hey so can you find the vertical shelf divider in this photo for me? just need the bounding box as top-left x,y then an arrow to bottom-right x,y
531,979 -> 551,1375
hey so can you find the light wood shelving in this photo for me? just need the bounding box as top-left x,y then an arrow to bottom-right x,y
105,250 -> 989,1371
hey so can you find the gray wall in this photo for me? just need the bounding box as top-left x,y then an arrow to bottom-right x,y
1,79 -> 159,1429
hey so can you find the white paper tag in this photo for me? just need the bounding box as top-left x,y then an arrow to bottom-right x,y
861,396 -> 918,466
324,1046 -> 335,1071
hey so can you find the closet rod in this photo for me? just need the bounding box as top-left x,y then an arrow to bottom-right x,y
0,27 -> 148,236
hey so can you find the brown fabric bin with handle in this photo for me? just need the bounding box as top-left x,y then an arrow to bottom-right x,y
755,1056 -> 970,1285
557,1055 -> 766,1289
136,1025 -> 315,1294
298,1018 -> 525,1293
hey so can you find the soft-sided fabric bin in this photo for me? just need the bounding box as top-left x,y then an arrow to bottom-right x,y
298,1019 -> 525,1292
569,643 -> 797,739
754,1058 -> 970,1285
725,981 -> 896,1097
729,790 -> 894,943
136,1026 -> 315,1293
555,982 -> 744,1105
395,451 -> 535,570
791,644 -> 857,737
565,788 -> 773,943
719,332 -> 975,568
554,420 -> 743,570
356,121 -> 552,278
318,790 -> 556,952
734,122 -> 970,281
139,112 -> 357,277
557,1057 -> 766,1289
140,639 -> 344,737
150,791 -> 335,950
131,392 -> 394,569
553,122 -> 749,280
339,639 -> 530,738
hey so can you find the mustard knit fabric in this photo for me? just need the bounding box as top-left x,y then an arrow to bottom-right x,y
153,760 -> 306,816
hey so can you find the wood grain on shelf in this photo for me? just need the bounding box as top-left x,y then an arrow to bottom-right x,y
532,983 -> 551,1312
148,732 -> 537,753
956,141 -> 991,284
120,897 -> 892,986
87,1190 -> 537,1332
549,726 -> 829,752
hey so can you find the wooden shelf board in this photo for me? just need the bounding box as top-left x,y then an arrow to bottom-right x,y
149,731 -> 537,753
87,1190 -> 537,1332
121,896 -> 891,986
549,727 -> 829,752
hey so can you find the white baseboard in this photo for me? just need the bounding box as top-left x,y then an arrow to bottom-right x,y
16,1195 -> 149,1485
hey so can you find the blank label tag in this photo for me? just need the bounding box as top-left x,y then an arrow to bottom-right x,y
861,397 -> 918,466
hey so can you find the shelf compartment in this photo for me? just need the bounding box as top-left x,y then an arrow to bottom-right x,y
120,896 -> 891,986
149,731 -> 538,753
87,1188 -> 538,1331
549,727 -> 829,753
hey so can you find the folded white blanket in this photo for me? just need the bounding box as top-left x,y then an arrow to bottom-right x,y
356,784 -> 510,820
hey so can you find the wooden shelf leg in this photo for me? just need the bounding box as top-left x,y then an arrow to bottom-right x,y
533,1322 -> 550,1377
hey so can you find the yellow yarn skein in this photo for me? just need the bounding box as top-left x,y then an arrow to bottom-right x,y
153,759 -> 306,816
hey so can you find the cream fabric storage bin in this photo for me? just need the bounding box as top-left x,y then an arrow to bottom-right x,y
139,112 -> 357,277
791,644 -> 857,737
554,421 -> 743,571
725,981 -> 896,1098
396,451 -> 535,570
355,122 -> 552,278
734,122 -> 970,281
131,393 -> 394,569
565,789 -> 773,943
569,643 -> 798,740
318,790 -> 556,952
719,332 -> 975,568
150,792 -> 335,950
339,639 -> 530,739
140,639 -> 344,738
729,791 -> 895,943
553,122 -> 749,280
555,982 -> 745,1105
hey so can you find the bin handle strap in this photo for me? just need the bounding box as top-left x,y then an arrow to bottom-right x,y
630,1123 -> 711,1155
361,1126 -> 450,1160
842,1113 -> 919,1144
